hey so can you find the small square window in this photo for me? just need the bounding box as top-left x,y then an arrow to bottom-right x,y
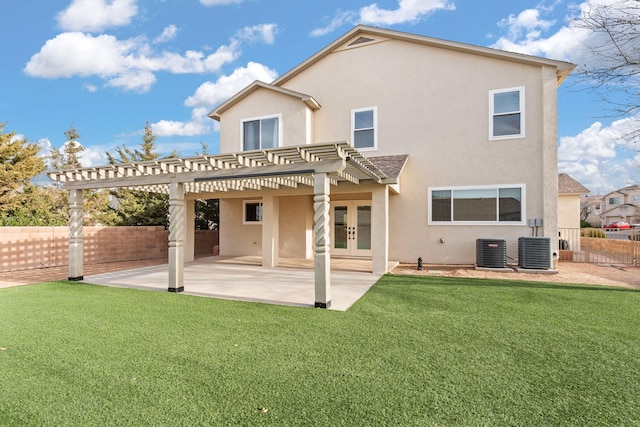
243,201 -> 263,224
490,87 -> 524,140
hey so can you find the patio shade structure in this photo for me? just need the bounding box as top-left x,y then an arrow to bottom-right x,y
47,142 -> 400,308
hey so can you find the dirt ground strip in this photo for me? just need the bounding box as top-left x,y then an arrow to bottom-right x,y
0,260 -> 639,291
391,262 -> 640,290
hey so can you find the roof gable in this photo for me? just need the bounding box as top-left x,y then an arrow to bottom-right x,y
558,173 -> 590,195
273,25 -> 575,88
209,81 -> 320,121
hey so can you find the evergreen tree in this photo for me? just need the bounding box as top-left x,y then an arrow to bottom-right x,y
107,122 -> 172,226
0,123 -> 47,223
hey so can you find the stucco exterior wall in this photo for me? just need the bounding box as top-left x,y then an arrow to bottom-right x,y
281,38 -> 558,263
214,33 -> 564,264
558,195 -> 581,229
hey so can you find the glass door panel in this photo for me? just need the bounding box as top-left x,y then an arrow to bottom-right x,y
356,206 -> 371,250
333,206 -> 348,250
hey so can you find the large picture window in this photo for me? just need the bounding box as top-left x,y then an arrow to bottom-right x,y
429,185 -> 525,224
242,115 -> 280,150
490,87 -> 524,139
352,107 -> 377,149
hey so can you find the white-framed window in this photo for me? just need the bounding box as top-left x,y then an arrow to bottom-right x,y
489,87 -> 525,140
243,200 -> 263,224
241,115 -> 281,151
429,184 -> 525,225
351,107 -> 377,150
608,197 -> 621,205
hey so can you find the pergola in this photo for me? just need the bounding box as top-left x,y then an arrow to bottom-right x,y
47,142 -> 399,308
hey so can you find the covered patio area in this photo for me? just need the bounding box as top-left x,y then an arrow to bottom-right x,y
84,256 -> 396,311
48,142 -> 406,309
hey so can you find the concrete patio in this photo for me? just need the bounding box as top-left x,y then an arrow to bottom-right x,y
84,256 -> 396,311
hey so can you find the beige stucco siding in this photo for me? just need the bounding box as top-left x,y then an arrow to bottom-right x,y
278,39 -> 558,263
558,195 -> 580,229
215,35 -> 563,264
219,195 -> 313,259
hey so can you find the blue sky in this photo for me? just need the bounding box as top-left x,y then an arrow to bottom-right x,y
1,0 -> 638,194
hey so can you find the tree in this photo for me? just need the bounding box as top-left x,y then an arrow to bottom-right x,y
574,0 -> 640,141
107,122 -> 173,226
0,123 -> 47,223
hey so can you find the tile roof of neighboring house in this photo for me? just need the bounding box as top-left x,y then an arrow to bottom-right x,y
558,173 -> 590,195
369,155 -> 409,179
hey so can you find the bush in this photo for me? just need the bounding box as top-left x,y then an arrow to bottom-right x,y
582,228 -> 605,238
580,220 -> 593,228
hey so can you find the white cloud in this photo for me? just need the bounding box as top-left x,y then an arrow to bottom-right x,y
24,32 -> 242,92
199,0 -> 243,6
311,0 -> 454,36
235,23 -> 278,44
151,108 -> 212,137
151,62 -> 278,138
559,116 -> 639,194
185,62 -> 278,108
57,0 -> 138,32
83,83 -> 99,92
498,8 -> 555,41
153,25 -> 178,44
360,0 -> 455,25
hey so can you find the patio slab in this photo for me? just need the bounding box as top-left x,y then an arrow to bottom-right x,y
84,256 -> 391,311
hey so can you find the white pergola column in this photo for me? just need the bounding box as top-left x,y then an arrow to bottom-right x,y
185,199 -> 195,263
168,182 -> 185,292
313,173 -> 331,308
68,189 -> 84,281
261,194 -> 279,268
372,185 -> 389,274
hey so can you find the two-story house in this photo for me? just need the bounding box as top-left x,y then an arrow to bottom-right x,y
48,25 -> 574,307
601,185 -> 640,225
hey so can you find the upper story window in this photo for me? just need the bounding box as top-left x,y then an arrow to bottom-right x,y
429,185 -> 525,225
608,197 -> 621,205
489,87 -> 525,140
352,107 -> 377,150
242,115 -> 280,151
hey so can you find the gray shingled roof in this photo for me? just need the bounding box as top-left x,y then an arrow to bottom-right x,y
368,155 -> 408,179
558,173 -> 590,194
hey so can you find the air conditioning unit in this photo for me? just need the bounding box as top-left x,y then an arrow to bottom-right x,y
518,237 -> 551,270
476,239 -> 507,268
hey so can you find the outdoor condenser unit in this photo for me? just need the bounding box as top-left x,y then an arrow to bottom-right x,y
476,239 -> 507,268
518,237 -> 551,270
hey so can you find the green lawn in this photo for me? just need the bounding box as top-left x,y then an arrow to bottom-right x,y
1,276 -> 639,426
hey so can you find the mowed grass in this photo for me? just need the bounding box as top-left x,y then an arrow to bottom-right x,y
1,276 -> 639,426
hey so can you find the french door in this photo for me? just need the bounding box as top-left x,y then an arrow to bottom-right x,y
331,202 -> 372,257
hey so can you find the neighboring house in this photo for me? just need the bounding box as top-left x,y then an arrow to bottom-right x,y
47,25 -> 574,307
601,185 -> 640,225
582,195 -> 604,227
558,173 -> 590,229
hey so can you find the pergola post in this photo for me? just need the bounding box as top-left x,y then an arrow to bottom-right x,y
68,189 -> 84,281
261,194 -> 279,268
372,185 -> 389,274
168,182 -> 185,292
313,173 -> 331,308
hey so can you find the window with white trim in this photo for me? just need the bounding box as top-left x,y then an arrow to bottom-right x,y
490,87 -> 524,139
429,185 -> 525,224
242,115 -> 280,150
352,107 -> 377,149
608,197 -> 621,205
243,201 -> 263,224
